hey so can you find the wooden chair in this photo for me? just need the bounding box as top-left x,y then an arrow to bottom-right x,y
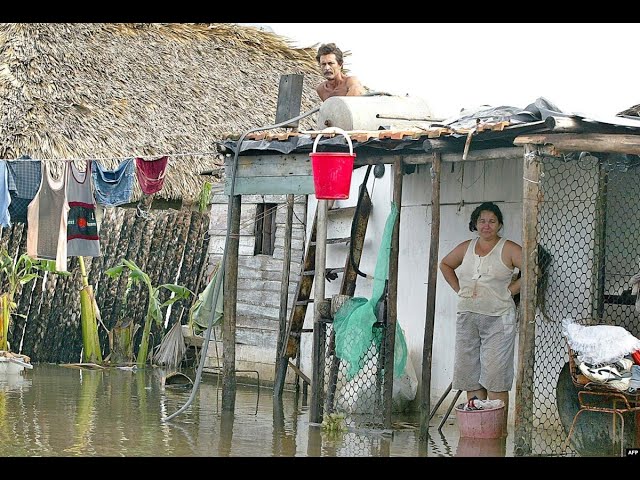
563,346 -> 640,456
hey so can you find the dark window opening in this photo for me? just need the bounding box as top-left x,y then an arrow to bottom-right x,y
254,203 -> 277,256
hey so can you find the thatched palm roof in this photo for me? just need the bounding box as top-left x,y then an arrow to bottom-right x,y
0,23 -> 323,203
618,104 -> 640,117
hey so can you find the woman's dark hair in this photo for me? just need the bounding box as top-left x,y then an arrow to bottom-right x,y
316,43 -> 344,65
469,202 -> 503,232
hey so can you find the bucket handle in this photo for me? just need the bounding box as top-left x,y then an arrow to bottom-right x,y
312,127 -> 354,155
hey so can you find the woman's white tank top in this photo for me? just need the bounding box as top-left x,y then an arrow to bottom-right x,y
456,236 -> 515,316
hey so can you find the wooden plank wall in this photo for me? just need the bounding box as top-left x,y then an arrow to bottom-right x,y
207,194 -> 307,381
1,207 -> 210,363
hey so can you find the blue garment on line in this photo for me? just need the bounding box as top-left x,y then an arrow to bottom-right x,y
6,155 -> 41,224
0,161 -> 12,227
91,158 -> 135,207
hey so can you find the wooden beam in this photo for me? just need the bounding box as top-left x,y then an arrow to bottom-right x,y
222,194 -> 241,412
514,144 -> 541,455
227,176 -> 314,195
513,133 -> 640,155
310,199 -> 328,424
419,152 -> 441,440
232,147 -> 525,172
384,157 -> 404,430
287,359 -> 311,385
274,194 -> 294,398
275,74 -> 303,129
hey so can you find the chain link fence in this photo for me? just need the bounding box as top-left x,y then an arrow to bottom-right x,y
521,152 -> 640,456
320,320 -> 390,429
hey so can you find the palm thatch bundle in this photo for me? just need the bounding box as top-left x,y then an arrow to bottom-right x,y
0,23 -> 324,203
153,319 -> 186,369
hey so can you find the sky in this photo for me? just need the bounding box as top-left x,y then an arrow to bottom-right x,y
263,23 -> 640,121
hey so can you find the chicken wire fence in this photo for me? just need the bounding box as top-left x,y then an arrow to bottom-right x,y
515,152 -> 640,456
318,320 -> 391,429
311,430 -> 392,456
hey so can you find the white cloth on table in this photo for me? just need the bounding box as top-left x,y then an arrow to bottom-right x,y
562,317 -> 640,365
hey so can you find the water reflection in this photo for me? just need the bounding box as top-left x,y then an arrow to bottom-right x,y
428,428 -> 454,457
0,364 -> 519,457
456,436 -> 507,457
64,369 -> 101,456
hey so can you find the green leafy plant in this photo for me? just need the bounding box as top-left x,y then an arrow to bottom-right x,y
321,412 -> 347,435
197,180 -> 213,214
77,256 -> 102,364
105,259 -> 192,368
0,249 -> 69,352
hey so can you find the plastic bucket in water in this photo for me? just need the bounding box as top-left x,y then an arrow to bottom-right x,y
310,127 -> 356,200
455,405 -> 504,439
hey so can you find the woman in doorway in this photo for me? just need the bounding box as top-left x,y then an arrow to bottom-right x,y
439,202 -> 522,435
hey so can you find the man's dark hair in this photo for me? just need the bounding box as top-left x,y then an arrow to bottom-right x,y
469,202 -> 504,232
316,43 -> 344,65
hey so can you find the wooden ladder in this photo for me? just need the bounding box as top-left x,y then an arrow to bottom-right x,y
273,189 -> 372,398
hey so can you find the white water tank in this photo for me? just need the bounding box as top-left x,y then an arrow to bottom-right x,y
317,95 -> 435,131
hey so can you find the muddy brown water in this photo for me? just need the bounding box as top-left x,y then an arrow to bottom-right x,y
0,364 -> 520,457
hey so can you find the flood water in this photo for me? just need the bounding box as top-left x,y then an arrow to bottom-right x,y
0,364 -> 519,457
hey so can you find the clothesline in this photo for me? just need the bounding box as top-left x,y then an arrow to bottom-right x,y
0,150 -> 221,163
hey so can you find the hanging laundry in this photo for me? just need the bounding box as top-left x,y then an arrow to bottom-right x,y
0,161 -> 12,228
26,162 -> 69,272
6,155 -> 41,224
135,156 -> 169,195
91,158 -> 135,207
67,160 -> 101,257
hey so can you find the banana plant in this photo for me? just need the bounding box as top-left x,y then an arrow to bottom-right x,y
77,256 -> 102,364
0,249 -> 69,352
105,259 -> 192,368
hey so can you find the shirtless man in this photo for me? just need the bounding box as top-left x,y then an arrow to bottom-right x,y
315,43 -> 366,101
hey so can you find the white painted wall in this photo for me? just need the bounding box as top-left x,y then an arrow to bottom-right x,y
300,165 -> 392,382
301,157 -> 526,421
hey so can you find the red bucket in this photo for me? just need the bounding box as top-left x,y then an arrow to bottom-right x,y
310,128 -> 356,200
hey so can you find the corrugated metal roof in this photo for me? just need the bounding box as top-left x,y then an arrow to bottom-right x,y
217,97 -> 640,158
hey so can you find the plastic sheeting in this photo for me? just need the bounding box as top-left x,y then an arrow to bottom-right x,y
192,268 -> 224,332
562,317 -> 640,365
333,203 -> 408,381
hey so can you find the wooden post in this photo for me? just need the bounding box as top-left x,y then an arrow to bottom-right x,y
275,74 -> 303,129
310,199 -> 328,424
514,144 -> 541,455
274,194 -> 294,399
383,157 -> 403,429
419,152 -> 441,439
218,411 -> 235,456
222,194 -> 241,411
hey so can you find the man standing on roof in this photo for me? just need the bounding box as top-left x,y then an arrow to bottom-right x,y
315,43 -> 366,101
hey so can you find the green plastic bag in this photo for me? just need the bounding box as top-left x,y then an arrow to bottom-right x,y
333,203 -> 407,380
192,267 -> 224,332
